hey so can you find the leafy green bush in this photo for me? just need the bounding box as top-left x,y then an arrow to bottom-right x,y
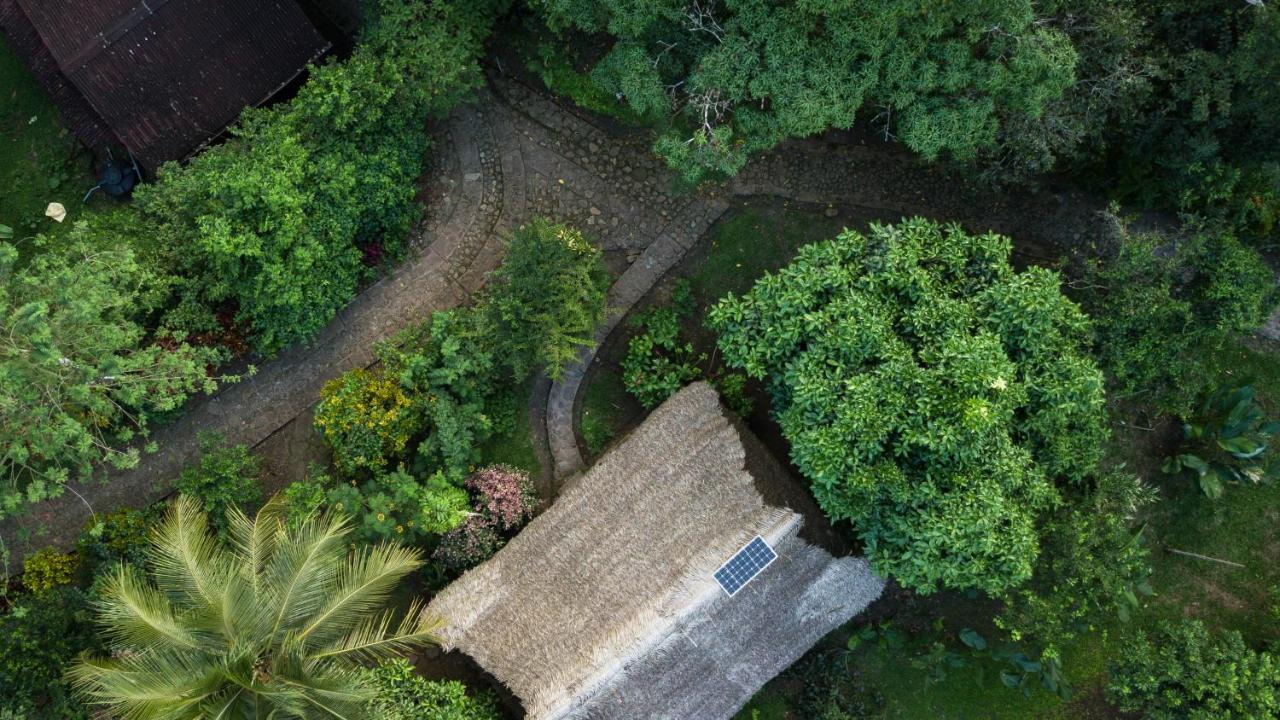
1163,383 -> 1280,498
364,658 -> 502,720
280,465 -> 330,530
316,368 -> 422,475
0,587 -> 101,718
621,285 -> 754,416
19,548 -> 78,595
0,238 -> 224,520
328,468 -> 469,544
997,469 -> 1156,657
173,433 -> 262,537
708,219 -> 1108,594
530,0 -> 1078,183
1081,228 -> 1276,415
132,0 -> 503,353
622,304 -> 704,409
1107,620 -> 1280,720
481,218 -> 609,380
78,506 -> 159,574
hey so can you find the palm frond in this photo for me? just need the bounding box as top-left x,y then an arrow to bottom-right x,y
262,511 -> 351,641
296,540 -> 423,649
147,496 -> 235,614
96,564 -> 202,652
274,663 -> 372,720
67,647 -> 225,718
227,494 -> 285,590
311,598 -> 440,664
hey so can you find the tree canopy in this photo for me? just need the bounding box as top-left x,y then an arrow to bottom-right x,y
708,218 -> 1107,594
530,0 -> 1077,182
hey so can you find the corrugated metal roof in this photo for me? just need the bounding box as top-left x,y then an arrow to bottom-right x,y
6,0 -> 329,169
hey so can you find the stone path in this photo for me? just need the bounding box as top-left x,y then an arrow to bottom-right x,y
1,70 -> 1203,562
0,78 -> 728,563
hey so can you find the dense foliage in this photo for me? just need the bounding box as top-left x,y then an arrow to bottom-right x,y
70,496 -> 440,719
621,283 -> 752,415
708,219 -> 1107,594
1107,620 -> 1280,720
19,547 -> 78,595
1079,227 -> 1276,415
132,0 -> 504,354
172,433 -> 263,537
996,469 -> 1155,658
317,368 -> 422,476
0,587 -> 101,718
1163,383 -> 1280,499
434,465 -> 538,571
528,0 -> 1078,183
363,659 -> 502,720
0,238 -> 222,520
482,219 -> 608,380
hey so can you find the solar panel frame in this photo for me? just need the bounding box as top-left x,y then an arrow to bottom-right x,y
713,536 -> 778,596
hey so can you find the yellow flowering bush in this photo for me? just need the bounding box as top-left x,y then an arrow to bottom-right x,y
315,368 -> 421,475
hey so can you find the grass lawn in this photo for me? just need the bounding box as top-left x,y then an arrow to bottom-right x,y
1,34 -> 101,249
579,366 -> 632,458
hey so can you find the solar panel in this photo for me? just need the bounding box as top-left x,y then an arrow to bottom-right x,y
714,536 -> 778,596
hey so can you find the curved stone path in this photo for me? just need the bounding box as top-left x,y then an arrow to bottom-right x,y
2,73 -> 1118,563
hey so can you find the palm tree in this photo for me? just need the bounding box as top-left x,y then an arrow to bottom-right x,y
69,495 -> 440,719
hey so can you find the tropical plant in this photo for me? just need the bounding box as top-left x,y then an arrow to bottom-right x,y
0,237 -> 227,520
363,659 -> 501,720
1163,383 -> 1280,499
481,218 -> 609,380
173,433 -> 263,537
433,465 -> 539,572
622,304 -> 704,409
316,368 -> 421,476
69,496 -> 441,719
1106,619 -> 1280,720
327,468 -> 470,544
78,506 -> 161,575
529,0 -> 1078,183
19,547 -> 78,595
0,587 -> 100,718
708,219 -> 1108,594
1080,227 -> 1276,415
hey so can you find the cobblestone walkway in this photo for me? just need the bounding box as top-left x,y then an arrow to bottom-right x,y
2,75 -> 1124,561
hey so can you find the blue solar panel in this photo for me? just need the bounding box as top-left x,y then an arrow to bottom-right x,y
714,536 -> 778,596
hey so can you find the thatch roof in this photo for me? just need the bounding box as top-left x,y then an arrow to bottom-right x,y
426,382 -> 884,720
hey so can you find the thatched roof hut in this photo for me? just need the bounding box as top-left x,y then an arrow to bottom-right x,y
427,382 -> 884,719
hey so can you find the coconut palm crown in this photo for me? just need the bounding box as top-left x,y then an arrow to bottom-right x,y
69,495 -> 439,719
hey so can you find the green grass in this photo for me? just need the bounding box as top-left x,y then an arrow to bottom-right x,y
1,35 -> 99,247
579,367 -> 632,458
477,381 -> 541,476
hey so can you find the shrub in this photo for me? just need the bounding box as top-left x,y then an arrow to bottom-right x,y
78,506 -> 159,575
0,238 -> 224,520
466,465 -> 539,531
622,304 -> 704,409
998,469 -> 1156,657
328,468 -> 469,545
433,465 -> 538,572
173,432 -> 262,537
364,658 -> 502,720
1107,620 -> 1280,720
134,0 -> 503,354
1080,227 -> 1276,415
316,368 -> 421,475
0,587 -> 101,718
481,218 -> 609,380
1163,383 -> 1280,499
433,519 -> 504,572
20,548 -> 78,595
708,219 -> 1108,594
280,465 -> 331,530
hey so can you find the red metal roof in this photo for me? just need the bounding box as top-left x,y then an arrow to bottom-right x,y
3,0 -> 329,170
